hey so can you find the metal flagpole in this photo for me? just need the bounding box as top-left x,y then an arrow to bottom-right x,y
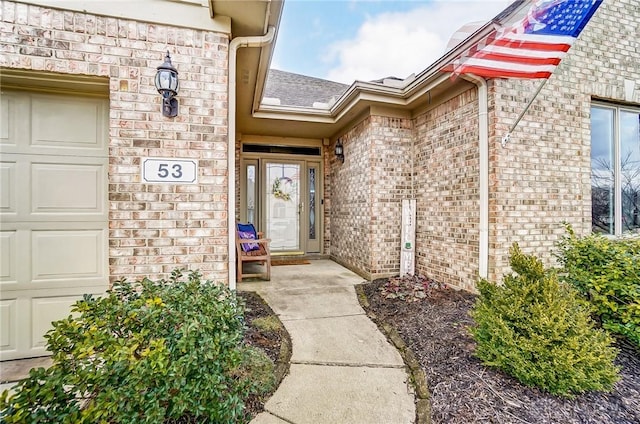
501,78 -> 549,147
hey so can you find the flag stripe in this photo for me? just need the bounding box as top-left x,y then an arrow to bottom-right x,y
473,51 -> 563,66
482,44 -> 566,59
451,65 -> 553,79
493,37 -> 573,52
497,32 -> 577,45
453,57 -> 558,74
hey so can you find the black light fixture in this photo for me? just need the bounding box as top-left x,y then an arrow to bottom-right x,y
154,51 -> 179,117
335,139 -> 344,163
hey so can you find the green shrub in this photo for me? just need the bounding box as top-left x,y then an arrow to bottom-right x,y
555,226 -> 640,347
0,269 -> 273,423
470,244 -> 620,397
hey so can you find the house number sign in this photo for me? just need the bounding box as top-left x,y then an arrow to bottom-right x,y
142,158 -> 198,184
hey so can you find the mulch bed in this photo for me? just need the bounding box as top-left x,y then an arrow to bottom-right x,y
361,278 -> 640,424
242,291 -> 284,364
239,291 -> 288,421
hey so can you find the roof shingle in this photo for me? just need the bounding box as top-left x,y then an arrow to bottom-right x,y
263,69 -> 350,108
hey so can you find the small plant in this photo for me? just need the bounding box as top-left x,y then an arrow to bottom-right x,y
470,244 -> 620,397
379,275 -> 447,302
556,225 -> 640,347
0,269 -> 273,423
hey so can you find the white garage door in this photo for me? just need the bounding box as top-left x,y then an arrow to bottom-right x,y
0,89 -> 109,361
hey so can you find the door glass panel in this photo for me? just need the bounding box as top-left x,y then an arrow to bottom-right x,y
309,168 -> 316,240
620,110 -> 640,233
591,107 -> 615,234
246,164 -> 256,224
266,163 -> 300,251
306,163 -> 321,253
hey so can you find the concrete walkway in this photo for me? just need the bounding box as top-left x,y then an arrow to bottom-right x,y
0,356 -> 52,394
239,259 -> 415,424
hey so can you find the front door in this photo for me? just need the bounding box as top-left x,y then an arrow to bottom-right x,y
240,158 -> 321,254
265,161 -> 302,252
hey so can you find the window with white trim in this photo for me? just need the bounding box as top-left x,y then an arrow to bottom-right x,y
590,103 -> 640,235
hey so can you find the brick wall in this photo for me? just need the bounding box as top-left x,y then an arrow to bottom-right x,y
329,117 -> 374,276
369,116 -> 413,277
487,0 -> 640,282
329,114 -> 412,279
413,89 -> 481,290
0,1 -> 230,283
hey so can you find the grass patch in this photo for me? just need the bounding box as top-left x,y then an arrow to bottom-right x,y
251,316 -> 283,333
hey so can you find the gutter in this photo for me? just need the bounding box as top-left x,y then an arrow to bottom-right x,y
462,74 -> 489,280
228,26 -> 276,290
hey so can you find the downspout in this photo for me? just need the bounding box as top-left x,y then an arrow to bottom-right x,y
228,26 -> 276,290
462,74 -> 489,280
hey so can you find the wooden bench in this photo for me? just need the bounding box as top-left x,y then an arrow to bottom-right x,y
236,225 -> 271,283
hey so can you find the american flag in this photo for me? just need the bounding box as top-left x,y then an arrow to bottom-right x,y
446,0 -> 603,79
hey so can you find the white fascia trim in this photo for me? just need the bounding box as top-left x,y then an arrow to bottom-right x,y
251,111 -> 334,123
255,105 -> 333,117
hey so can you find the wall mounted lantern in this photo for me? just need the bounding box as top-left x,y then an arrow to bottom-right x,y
154,51 -> 179,117
335,139 -> 344,163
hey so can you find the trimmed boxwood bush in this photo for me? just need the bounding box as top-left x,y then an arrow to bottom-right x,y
556,226 -> 640,347
0,269 -> 274,423
470,244 -> 620,397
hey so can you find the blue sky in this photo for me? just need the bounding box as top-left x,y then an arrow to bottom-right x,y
271,0 -> 514,84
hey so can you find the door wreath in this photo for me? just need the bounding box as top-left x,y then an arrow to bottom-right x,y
272,177 -> 293,201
